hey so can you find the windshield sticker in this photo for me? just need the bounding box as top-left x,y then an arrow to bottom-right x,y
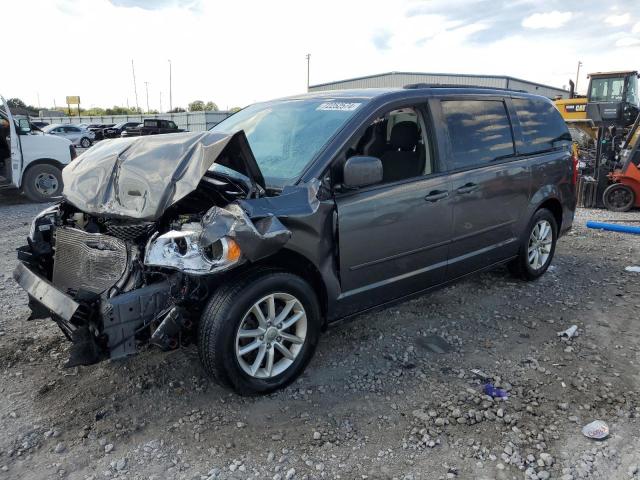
316,102 -> 362,112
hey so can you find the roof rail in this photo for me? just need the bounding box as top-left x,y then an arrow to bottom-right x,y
403,83 -> 527,93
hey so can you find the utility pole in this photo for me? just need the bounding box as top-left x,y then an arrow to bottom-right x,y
168,59 -> 173,112
160,91 -> 163,113
575,61 -> 583,93
144,82 -> 150,114
132,59 -> 140,112
305,53 -> 311,91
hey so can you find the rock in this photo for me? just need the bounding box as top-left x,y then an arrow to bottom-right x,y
54,443 -> 66,454
285,467 -> 296,479
538,471 -> 550,480
104,444 -> 114,453
539,453 -> 554,467
313,431 -> 321,440
115,458 -> 127,471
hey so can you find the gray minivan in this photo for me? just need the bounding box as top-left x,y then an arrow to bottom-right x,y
14,86 -> 576,395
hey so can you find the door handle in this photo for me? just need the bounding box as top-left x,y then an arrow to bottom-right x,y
456,182 -> 479,194
424,190 -> 449,202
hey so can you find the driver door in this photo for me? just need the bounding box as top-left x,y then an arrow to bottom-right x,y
0,96 -> 23,188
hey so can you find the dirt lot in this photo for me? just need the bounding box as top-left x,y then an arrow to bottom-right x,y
0,192 -> 638,480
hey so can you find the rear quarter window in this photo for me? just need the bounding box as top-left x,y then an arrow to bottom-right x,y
441,99 -> 515,170
513,98 -> 572,154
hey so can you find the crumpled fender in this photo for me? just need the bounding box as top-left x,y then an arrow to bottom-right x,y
200,179 -> 322,262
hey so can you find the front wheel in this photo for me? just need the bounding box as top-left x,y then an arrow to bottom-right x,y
603,183 -> 635,212
79,137 -> 92,148
509,208 -> 557,281
198,270 -> 321,395
22,164 -> 63,202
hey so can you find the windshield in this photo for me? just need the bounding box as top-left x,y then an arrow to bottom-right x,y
590,77 -> 625,102
210,98 -> 365,186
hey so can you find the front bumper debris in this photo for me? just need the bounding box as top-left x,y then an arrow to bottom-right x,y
13,262 -> 79,322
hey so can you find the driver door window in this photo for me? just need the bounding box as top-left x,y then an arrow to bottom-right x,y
348,107 -> 433,183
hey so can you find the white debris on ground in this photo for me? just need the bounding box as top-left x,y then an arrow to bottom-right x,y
0,196 -> 639,480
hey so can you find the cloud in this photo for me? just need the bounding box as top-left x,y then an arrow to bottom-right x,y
108,0 -> 199,10
521,11 -> 572,29
604,13 -> 630,26
372,30 -> 393,50
632,21 -> 640,34
616,37 -> 640,47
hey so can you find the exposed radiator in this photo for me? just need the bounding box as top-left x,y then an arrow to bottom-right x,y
53,228 -> 128,295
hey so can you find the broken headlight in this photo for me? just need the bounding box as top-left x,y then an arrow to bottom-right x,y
143,227 -> 242,275
28,205 -> 59,242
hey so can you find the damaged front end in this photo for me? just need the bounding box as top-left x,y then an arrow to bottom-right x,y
13,131 -> 315,367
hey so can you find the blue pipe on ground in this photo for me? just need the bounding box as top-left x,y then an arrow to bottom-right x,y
586,221 -> 640,235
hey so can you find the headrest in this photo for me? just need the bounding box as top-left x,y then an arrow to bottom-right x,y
390,121 -> 418,151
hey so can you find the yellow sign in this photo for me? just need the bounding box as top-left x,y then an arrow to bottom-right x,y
66,96 -> 80,105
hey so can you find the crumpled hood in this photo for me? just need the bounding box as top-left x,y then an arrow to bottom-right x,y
62,131 -> 265,220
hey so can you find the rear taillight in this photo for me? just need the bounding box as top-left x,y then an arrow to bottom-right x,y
70,145 -> 77,160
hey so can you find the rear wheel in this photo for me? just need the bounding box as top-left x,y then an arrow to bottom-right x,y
509,208 -> 557,281
198,270 -> 321,395
22,164 -> 63,202
603,183 -> 635,212
80,137 -> 92,148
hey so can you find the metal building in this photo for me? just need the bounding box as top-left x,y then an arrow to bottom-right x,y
309,71 -> 570,99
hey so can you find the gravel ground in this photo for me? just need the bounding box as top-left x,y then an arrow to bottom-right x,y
0,192 -> 639,480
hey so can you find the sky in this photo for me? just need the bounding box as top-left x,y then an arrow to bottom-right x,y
3,0 -> 639,111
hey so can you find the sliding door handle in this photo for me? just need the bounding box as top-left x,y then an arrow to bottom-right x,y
456,182 -> 479,194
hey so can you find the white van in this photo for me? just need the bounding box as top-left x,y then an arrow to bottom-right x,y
1,96 -> 75,202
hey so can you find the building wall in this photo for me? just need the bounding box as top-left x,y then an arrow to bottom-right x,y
309,72 -> 569,99
35,111 -> 232,132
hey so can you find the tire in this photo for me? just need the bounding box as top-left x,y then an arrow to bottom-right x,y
198,269 -> 321,395
22,164 -> 63,203
80,137 -> 92,148
508,208 -> 558,281
602,183 -> 635,212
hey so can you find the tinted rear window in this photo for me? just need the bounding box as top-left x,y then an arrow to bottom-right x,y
513,98 -> 571,154
441,100 -> 515,170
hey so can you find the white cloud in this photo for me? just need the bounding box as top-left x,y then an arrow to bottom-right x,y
521,11 -> 572,29
605,13 -> 630,27
1,0 -> 635,107
616,37 -> 640,47
632,21 -> 640,34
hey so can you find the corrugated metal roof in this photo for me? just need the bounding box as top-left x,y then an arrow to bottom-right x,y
309,71 -> 569,97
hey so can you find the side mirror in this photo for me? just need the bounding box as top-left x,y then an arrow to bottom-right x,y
343,156 -> 383,188
18,119 -> 31,134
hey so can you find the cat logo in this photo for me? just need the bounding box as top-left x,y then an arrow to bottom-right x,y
565,104 -> 586,113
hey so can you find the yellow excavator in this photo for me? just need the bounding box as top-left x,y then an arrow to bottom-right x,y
554,70 -> 639,207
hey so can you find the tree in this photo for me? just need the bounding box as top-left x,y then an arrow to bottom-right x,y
229,107 -> 242,113
168,107 -> 186,113
7,98 -> 27,109
188,100 -> 205,112
204,101 -> 219,112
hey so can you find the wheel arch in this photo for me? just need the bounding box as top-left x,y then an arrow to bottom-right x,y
536,197 -> 563,232
246,248 -> 329,326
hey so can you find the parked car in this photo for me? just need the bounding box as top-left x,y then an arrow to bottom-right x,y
42,124 -> 95,148
121,118 -> 184,137
102,122 -> 141,139
30,121 -> 49,129
13,87 -> 576,395
88,123 -> 114,141
1,96 -> 76,202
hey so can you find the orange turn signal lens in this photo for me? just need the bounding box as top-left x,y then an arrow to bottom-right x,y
225,238 -> 242,262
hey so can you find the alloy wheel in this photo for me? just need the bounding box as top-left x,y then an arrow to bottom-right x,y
235,292 -> 307,379
527,219 -> 552,270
